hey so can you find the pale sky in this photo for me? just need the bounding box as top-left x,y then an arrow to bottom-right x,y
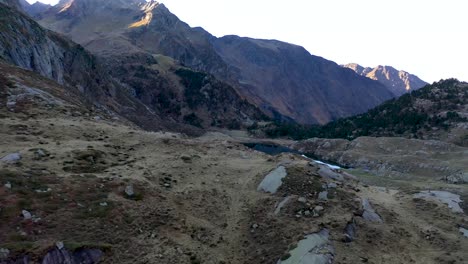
28,0 -> 467,82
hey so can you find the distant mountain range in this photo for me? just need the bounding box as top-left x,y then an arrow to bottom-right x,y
2,0 -> 428,127
343,63 -> 427,96
30,0 -> 400,124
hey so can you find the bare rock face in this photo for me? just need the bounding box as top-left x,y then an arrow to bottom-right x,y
343,63 -> 428,96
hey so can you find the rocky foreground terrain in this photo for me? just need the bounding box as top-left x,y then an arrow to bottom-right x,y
1,54 -> 468,264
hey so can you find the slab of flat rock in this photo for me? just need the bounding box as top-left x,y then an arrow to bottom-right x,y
257,166 -> 287,194
278,229 -> 334,264
1,153 -> 22,164
413,191 -> 464,213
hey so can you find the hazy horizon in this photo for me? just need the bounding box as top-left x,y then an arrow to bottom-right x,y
26,0 -> 467,83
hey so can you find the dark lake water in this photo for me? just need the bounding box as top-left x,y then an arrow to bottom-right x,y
243,142 -> 345,169
242,142 -> 300,156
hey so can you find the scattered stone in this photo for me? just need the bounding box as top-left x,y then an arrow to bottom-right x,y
274,196 -> 291,215
125,185 -> 135,197
318,191 -> 328,201
100,202 -> 108,207
1,153 -> 21,164
22,210 -> 32,220
33,149 -> 48,160
343,220 -> 356,242
361,199 -> 383,223
257,166 -> 287,194
414,191 -> 464,213
313,206 -> 324,217
181,155 -> 192,163
304,210 -> 311,216
56,241 -> 64,250
459,227 -> 468,238
0,248 -> 10,260
327,182 -> 338,189
35,188 -> 52,193
298,197 -> 307,203
4,182 -> 12,189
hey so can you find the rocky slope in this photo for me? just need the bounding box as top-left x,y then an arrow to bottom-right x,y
37,0 -> 395,124
0,1 -> 267,132
1,69 -> 468,263
292,136 -> 468,184
344,63 -> 428,96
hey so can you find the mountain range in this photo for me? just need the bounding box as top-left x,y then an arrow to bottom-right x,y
1,1 -> 468,264
29,0 -> 409,124
3,0 -> 426,128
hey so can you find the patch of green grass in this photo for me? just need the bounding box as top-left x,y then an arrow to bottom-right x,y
0,242 -> 35,252
64,241 -> 112,252
75,201 -> 114,219
281,253 -> 291,261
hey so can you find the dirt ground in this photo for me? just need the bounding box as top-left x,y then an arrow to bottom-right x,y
1,71 -> 468,264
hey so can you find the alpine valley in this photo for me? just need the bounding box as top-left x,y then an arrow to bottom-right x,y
0,1 -> 467,264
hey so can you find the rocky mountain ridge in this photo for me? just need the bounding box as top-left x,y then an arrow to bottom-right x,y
36,0 -> 396,124
19,0 -> 51,18
343,63 -> 428,96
